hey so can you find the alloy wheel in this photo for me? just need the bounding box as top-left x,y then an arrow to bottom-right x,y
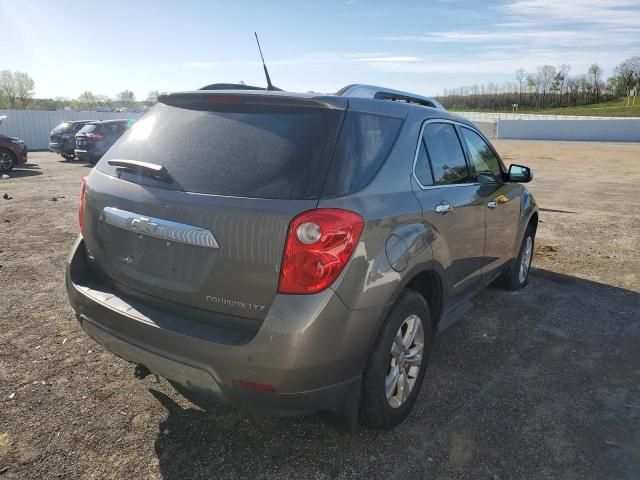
386,314 -> 424,408
0,152 -> 13,171
519,235 -> 533,284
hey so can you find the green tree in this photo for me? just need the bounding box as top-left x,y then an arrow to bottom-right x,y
146,90 -> 160,104
117,90 -> 136,108
78,91 -> 97,109
14,71 -> 35,108
0,70 -> 17,108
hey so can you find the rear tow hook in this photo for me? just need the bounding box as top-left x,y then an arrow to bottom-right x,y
133,364 -> 159,383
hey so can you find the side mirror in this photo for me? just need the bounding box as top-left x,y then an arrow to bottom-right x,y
508,164 -> 533,183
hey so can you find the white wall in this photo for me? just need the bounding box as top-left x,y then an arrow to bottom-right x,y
0,110 -> 145,150
497,119 -> 640,142
459,111 -> 640,122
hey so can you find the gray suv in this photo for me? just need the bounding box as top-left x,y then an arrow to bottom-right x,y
66,84 -> 538,429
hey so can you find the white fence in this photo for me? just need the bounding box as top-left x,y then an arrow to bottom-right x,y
0,110 -> 145,151
2,109 -> 639,149
496,119 -> 640,142
458,111 -> 640,122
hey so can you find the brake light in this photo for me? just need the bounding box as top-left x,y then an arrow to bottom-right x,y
78,177 -> 87,235
278,209 -> 364,294
86,133 -> 105,141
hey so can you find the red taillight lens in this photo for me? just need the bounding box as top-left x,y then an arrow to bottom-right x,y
278,209 -> 364,294
78,177 -> 87,235
232,379 -> 276,392
86,133 -> 105,141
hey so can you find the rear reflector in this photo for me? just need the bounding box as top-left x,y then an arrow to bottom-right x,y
232,379 -> 276,392
278,209 -> 364,294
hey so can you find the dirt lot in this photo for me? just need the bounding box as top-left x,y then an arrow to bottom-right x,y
1,143 -> 639,480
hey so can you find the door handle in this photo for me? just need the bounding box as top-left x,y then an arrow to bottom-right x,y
487,201 -> 498,209
435,203 -> 453,214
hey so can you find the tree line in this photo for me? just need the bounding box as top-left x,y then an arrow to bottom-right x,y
436,56 -> 640,111
0,70 -> 159,111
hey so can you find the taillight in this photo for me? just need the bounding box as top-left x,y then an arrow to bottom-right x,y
278,209 -> 364,294
78,177 -> 87,235
86,133 -> 105,141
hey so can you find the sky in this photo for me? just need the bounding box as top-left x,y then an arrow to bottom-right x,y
2,0 -> 639,100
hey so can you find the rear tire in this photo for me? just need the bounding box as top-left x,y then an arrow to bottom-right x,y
360,289 -> 432,429
496,225 -> 535,290
0,149 -> 15,172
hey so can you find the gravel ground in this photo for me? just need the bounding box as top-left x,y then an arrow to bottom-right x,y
0,144 -> 639,480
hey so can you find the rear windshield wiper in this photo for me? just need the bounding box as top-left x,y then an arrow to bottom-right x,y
107,159 -> 173,183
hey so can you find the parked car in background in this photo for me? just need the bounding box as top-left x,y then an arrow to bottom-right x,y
49,120 -> 94,160
66,85 -> 537,429
0,115 -> 28,172
75,119 -> 133,165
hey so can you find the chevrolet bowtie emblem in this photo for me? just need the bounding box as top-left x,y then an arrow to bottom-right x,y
130,216 -> 158,234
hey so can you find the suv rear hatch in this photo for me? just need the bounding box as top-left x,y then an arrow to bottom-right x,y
81,92 -> 349,323
50,122 -> 74,144
75,123 -> 103,152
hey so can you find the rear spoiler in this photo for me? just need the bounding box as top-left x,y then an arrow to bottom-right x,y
158,91 -> 347,111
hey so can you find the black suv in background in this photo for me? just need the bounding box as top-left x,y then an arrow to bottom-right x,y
75,119 -> 132,165
49,120 -> 94,160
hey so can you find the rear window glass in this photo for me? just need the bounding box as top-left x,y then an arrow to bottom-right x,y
52,122 -> 73,133
78,124 -> 100,134
321,113 -> 402,197
98,103 -> 344,199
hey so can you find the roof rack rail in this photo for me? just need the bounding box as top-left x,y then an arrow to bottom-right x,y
336,84 -> 445,110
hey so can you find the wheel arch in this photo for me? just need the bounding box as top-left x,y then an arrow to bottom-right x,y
404,269 -> 444,329
0,147 -> 16,171
528,211 -> 539,234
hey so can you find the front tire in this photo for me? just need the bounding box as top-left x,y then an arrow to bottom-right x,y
497,225 -> 535,290
360,289 -> 432,429
0,149 -> 15,172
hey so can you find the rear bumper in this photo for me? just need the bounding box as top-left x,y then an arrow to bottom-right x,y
66,237 -> 385,415
49,142 -> 72,154
75,150 -> 100,164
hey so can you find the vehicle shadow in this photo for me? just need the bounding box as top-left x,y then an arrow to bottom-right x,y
151,268 -> 640,480
4,165 -> 42,178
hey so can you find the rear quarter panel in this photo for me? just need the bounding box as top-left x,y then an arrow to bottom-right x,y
319,108 -> 436,311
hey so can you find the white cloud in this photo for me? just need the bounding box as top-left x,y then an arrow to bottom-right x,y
501,0 -> 640,26
383,29 -> 640,49
359,49 -> 637,76
356,56 -> 420,63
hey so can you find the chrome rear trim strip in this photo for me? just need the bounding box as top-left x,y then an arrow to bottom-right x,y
101,207 -> 220,249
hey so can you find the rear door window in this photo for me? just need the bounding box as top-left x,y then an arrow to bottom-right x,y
422,123 -> 470,185
459,127 -> 503,183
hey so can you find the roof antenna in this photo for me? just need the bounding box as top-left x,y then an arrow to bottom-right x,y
254,32 -> 280,91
